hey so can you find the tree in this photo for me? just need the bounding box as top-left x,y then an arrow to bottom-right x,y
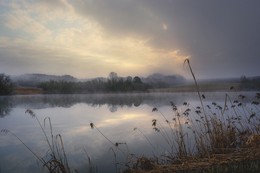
108,72 -> 118,82
0,74 -> 14,95
133,76 -> 142,84
133,76 -> 147,91
107,72 -> 119,91
240,75 -> 260,90
126,76 -> 132,82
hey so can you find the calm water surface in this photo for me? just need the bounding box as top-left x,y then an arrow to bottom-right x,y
0,92 -> 258,172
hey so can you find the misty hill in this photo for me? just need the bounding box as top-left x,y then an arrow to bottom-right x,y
167,76 -> 260,92
143,73 -> 187,88
196,76 -> 260,86
11,73 -> 77,87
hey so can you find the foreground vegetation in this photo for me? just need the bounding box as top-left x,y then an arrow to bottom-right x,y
126,90 -> 260,173
125,60 -> 260,173
1,110 -> 72,173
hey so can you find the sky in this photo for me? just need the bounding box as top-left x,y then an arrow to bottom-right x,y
0,0 -> 259,79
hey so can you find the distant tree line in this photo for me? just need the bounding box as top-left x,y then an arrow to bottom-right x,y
0,74 -> 14,95
240,76 -> 260,90
38,72 -> 148,94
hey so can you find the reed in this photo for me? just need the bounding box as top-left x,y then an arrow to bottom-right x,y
89,122 -> 132,172
127,59 -> 260,172
1,109 -> 73,173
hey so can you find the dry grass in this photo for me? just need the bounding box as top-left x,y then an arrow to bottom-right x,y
132,147 -> 260,173
126,59 -> 260,173
14,87 -> 43,95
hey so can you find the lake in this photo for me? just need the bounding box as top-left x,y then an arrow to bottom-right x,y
0,92 -> 258,173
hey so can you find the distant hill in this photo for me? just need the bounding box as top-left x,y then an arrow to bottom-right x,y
11,73 -> 77,87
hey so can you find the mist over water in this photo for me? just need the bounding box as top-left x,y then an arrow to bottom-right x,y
0,92 -> 257,172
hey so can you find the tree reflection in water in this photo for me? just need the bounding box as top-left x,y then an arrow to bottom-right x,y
0,97 -> 13,117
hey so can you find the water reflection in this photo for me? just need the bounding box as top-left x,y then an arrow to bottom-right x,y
0,92 -> 258,173
1,92 -> 256,117
1,93 -> 147,117
0,97 -> 13,117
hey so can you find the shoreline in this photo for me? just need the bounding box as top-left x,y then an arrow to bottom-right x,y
129,147 -> 260,173
13,82 -> 254,95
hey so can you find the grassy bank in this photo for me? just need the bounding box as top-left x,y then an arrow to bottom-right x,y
14,87 -> 43,95
148,82 -> 241,92
13,82 -> 241,95
128,148 -> 260,173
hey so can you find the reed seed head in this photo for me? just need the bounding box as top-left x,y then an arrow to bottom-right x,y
90,123 -> 94,129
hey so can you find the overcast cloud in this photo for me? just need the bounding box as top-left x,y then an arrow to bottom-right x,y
0,0 -> 259,79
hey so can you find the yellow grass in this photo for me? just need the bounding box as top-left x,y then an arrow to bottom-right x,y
14,87 -> 43,95
130,147 -> 260,173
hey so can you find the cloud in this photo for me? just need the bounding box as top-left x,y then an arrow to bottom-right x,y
71,0 -> 166,39
0,0 -> 189,78
1,0 -> 259,78
71,0 -> 260,78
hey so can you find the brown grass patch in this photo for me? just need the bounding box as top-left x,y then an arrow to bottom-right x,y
129,147 -> 260,173
14,87 -> 43,95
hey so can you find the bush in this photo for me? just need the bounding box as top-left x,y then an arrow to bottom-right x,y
0,74 -> 14,95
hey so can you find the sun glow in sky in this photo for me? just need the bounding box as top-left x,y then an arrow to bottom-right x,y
0,0 -> 259,79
